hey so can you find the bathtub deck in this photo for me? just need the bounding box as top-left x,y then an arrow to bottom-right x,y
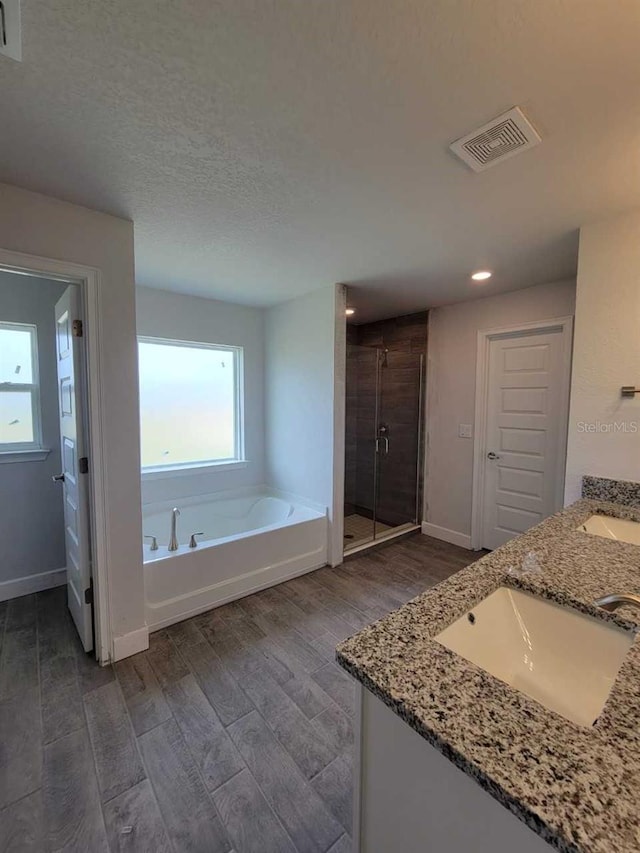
0,533 -> 486,852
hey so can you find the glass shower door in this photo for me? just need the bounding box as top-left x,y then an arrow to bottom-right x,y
374,349 -> 424,537
343,344 -> 424,554
343,344 -> 378,549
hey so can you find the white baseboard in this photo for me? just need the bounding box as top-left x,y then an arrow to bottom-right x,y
0,567 -> 67,602
421,522 -> 472,550
111,625 -> 149,661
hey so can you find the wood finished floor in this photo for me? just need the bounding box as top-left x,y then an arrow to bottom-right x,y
0,534 -> 485,853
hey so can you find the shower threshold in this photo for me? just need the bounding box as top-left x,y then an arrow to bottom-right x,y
343,521 -> 421,557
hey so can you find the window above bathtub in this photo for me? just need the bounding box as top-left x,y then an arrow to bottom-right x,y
138,336 -> 245,475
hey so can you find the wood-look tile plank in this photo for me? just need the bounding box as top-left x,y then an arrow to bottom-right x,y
42,678 -> 85,745
227,711 -> 342,853
37,591 -> 85,744
213,769 -> 296,853
304,586 -> 370,633
242,670 -> 337,779
266,597 -> 325,644
310,753 -> 353,832
43,727 -> 109,852
0,687 -> 42,809
250,611 -> 326,674
327,834 -> 353,853
321,569 -> 399,618
279,673 -> 334,719
75,638 -> 116,695
0,596 -> 38,700
312,664 -> 355,716
84,682 -> 146,803
180,642 -> 253,727
292,591 -> 359,642
236,628 -> 304,683
115,654 -> 172,736
102,779 -> 173,853
37,588 -> 77,691
201,623 -> 266,683
167,619 -> 205,648
3,594 -> 36,631
138,718 -> 231,852
0,627 -> 39,700
164,674 -> 244,792
146,632 -> 190,688
312,703 -> 354,755
309,631 -> 343,666
0,789 -> 45,852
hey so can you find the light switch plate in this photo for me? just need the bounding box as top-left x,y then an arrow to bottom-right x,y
458,423 -> 473,439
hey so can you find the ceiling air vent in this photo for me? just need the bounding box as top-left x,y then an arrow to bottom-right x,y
449,106 -> 541,172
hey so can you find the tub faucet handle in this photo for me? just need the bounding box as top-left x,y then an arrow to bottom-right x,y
145,535 -> 158,551
189,532 -> 204,548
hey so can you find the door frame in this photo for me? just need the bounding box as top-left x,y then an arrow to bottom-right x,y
470,316 -> 574,551
0,247 -> 111,663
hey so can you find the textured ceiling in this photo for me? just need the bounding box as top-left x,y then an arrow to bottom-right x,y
2,1 -> 640,321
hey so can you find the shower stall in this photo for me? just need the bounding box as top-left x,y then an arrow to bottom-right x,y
344,312 -> 427,553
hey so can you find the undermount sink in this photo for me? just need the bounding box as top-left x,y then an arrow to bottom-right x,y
578,514 -> 640,546
435,587 -> 634,727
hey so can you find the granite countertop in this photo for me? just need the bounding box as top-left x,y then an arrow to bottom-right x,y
336,498 -> 640,853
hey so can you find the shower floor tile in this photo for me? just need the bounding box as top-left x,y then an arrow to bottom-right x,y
343,514 -> 393,550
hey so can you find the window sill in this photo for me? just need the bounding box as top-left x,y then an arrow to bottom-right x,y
141,460 -> 248,481
0,447 -> 51,464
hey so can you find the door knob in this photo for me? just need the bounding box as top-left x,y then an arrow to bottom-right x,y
52,473 -> 65,483
487,452 -> 501,460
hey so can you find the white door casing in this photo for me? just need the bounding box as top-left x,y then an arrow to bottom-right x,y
472,318 -> 573,551
55,286 -> 93,650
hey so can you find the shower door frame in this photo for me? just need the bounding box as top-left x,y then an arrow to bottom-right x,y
344,346 -> 425,556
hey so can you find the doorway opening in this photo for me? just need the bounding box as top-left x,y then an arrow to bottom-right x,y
0,254 -> 107,659
344,311 -> 427,555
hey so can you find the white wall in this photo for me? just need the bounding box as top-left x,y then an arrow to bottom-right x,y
265,284 -> 343,563
136,286 -> 265,504
0,271 -> 67,586
565,211 -> 640,502
425,279 -> 576,542
0,182 -> 145,650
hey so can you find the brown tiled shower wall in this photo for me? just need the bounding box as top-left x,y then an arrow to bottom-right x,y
345,312 -> 428,527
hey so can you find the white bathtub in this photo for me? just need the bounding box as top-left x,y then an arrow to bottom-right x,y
142,490 -> 328,630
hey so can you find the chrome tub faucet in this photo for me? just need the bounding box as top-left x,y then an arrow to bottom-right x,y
168,507 -> 180,551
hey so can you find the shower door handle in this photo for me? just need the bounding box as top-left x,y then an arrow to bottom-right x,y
376,436 -> 389,455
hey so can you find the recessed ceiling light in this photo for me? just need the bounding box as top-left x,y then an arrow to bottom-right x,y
471,270 -> 492,281
345,308 -> 355,316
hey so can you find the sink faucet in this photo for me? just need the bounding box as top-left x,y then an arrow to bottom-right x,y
593,593 -> 640,613
168,507 -> 180,551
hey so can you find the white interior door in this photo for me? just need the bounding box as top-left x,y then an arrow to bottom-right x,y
54,287 -> 93,651
481,328 -> 569,551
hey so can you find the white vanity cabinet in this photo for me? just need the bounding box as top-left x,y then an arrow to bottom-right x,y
352,684 -> 552,853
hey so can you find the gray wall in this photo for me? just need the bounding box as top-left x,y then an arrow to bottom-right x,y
424,278 -> 577,542
565,212 -> 640,501
0,271 -> 67,585
264,284 -> 338,512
